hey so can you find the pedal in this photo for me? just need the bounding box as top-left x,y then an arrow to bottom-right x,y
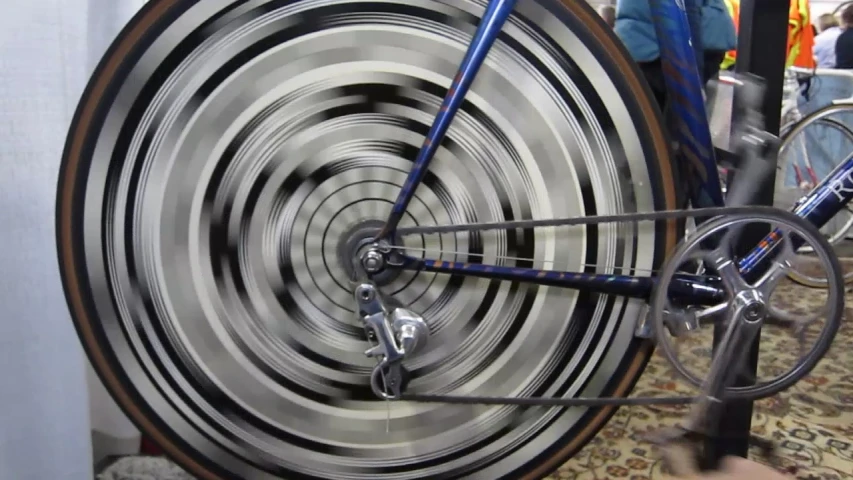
648,426 -> 781,474
714,147 -> 740,170
634,303 -> 653,338
634,304 -> 700,339
645,426 -> 703,476
725,129 -> 779,208
665,307 -> 701,337
710,72 -> 771,170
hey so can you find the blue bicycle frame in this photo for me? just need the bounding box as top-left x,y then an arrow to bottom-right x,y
374,0 -> 853,304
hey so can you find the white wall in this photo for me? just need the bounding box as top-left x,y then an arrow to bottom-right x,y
0,1 -> 95,478
1,0 -> 148,473
812,0 -> 850,17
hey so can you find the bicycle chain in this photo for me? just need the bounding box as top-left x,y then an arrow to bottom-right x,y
392,205 -> 776,238
399,392 -> 697,407
375,204 -> 810,409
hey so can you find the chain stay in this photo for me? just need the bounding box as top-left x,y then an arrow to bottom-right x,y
392,205 -> 770,237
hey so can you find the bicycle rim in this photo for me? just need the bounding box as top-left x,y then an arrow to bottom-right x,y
56,1 -> 677,478
777,112 -> 853,288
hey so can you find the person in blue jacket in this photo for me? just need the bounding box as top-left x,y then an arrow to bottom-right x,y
614,0 -> 737,109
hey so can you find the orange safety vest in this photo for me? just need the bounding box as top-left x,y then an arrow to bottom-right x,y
787,0 -> 815,68
720,0 -> 815,70
721,0 -> 739,70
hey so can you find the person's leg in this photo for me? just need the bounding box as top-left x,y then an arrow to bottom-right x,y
637,58 -> 689,211
638,58 -> 667,112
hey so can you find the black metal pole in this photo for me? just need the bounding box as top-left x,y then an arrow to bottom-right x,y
701,0 -> 789,469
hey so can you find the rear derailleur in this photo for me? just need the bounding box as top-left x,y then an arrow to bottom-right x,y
353,281 -> 428,399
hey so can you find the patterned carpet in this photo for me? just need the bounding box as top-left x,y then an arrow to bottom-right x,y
102,281 -> 852,479
549,280 -> 853,480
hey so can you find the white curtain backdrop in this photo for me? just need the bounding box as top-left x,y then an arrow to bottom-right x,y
0,0 -> 145,477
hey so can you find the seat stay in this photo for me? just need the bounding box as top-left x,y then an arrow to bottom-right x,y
377,0 -> 519,239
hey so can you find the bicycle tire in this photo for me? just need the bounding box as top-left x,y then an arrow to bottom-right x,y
56,1 -> 679,479
834,1 -> 853,16
777,107 -> 853,288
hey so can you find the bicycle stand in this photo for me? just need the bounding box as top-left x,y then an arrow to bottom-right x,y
703,0 -> 789,470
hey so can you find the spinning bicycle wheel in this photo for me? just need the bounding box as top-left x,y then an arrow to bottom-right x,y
777,108 -> 853,287
57,1 -> 678,478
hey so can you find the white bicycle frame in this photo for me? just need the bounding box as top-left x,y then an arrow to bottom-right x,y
781,67 -> 853,178
783,68 -> 853,122
779,66 -> 853,246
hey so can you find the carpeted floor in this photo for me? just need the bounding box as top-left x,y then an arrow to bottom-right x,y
98,281 -> 852,480
548,280 -> 853,480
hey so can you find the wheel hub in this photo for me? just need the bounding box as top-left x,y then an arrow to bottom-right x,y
742,301 -> 765,323
733,289 -> 766,324
337,219 -> 402,285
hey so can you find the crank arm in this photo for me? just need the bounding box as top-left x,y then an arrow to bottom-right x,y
652,276 -> 771,472
682,287 -> 764,433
